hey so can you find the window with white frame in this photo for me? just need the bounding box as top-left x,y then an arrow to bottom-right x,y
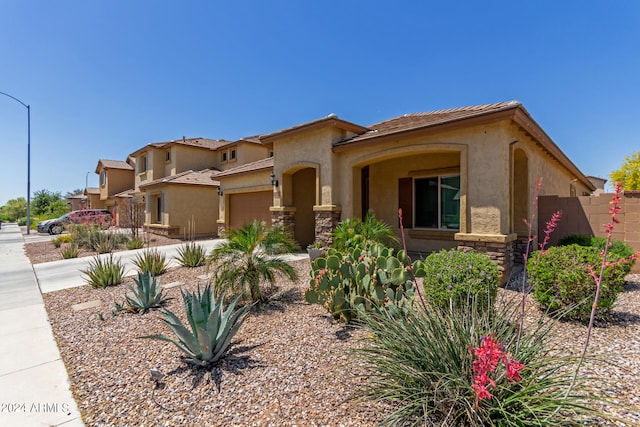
414,174 -> 460,229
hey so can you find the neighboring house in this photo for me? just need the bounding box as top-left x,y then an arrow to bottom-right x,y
94,158 -> 136,222
129,136 -> 270,237
139,169 -> 219,237
83,187 -> 104,209
218,101 -> 595,280
587,176 -> 607,196
67,194 -> 88,211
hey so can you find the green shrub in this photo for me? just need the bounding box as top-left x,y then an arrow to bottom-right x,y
414,249 -> 499,313
357,296 -> 607,426
529,245 -> 628,321
61,243 -> 79,259
52,234 -> 73,248
141,284 -> 252,366
557,235 -> 636,273
305,244 -> 415,322
175,242 -> 207,267
118,271 -> 169,313
82,254 -> 125,288
558,234 -> 592,247
332,210 -> 398,252
126,237 -> 145,250
133,248 -> 169,276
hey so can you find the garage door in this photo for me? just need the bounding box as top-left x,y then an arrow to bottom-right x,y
229,191 -> 273,229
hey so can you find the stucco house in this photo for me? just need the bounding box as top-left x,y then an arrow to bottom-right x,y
128,136 -> 270,237
83,187 -> 104,210
94,158 -> 136,216
217,101 -> 595,279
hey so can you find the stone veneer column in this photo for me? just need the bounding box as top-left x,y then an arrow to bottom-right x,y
313,206 -> 342,247
216,220 -> 226,238
512,237 -> 530,265
270,207 -> 296,233
455,233 -> 517,286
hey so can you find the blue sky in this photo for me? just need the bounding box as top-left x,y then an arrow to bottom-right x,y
1,1 -> 639,206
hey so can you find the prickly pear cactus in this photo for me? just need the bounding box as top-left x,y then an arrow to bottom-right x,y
305,244 -> 416,322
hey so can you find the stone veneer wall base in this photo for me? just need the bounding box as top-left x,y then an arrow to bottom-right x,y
457,240 -> 515,286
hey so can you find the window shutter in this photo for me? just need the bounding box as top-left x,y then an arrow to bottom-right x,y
398,177 -> 413,228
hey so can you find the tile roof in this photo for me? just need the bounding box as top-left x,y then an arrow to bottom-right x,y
335,101 -> 521,146
97,159 -> 134,170
85,187 -> 100,195
139,169 -> 218,189
259,114 -> 369,142
113,189 -> 135,198
130,137 -> 229,157
215,157 -> 274,178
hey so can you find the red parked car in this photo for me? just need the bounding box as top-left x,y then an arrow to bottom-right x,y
37,209 -> 113,235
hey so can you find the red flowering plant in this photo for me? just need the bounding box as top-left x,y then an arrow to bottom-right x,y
471,336 -> 524,406
355,188 -> 616,426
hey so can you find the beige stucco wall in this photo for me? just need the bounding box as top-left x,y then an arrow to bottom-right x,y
217,143 -> 270,171
172,145 -> 217,176
272,127 -> 346,209
100,168 -> 133,200
145,185 -> 218,237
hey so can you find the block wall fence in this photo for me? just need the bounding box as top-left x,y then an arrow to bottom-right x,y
539,190 -> 640,272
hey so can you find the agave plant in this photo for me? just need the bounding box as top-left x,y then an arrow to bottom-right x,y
123,271 -> 169,313
141,284 -> 252,366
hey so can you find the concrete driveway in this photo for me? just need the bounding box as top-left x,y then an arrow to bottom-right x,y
34,239 -> 225,294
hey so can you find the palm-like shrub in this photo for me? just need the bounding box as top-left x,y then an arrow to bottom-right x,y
133,248 -> 169,276
122,271 -> 169,313
208,221 -> 298,301
141,284 -> 252,366
357,297 -> 606,426
332,210 -> 398,252
82,254 -> 124,288
176,242 -> 207,267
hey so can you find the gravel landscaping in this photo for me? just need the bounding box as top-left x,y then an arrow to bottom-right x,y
29,238 -> 640,426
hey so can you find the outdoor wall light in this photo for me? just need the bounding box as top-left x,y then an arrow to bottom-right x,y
217,186 -> 223,196
270,173 -> 279,188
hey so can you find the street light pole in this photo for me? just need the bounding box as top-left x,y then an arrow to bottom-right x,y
0,91 -> 31,235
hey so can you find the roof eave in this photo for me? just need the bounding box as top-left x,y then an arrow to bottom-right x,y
512,108 -> 596,192
332,108 -> 517,152
260,116 -> 369,144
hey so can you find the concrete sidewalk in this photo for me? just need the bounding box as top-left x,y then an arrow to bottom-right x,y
0,223 -> 83,427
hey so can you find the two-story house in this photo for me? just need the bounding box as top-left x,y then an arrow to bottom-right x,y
129,136 -> 270,238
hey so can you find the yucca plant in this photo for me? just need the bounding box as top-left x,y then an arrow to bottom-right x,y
356,295 -> 609,426
133,248 -> 169,275
127,237 -> 145,250
61,243 -> 79,259
121,271 -> 169,313
82,254 -> 125,288
141,284 -> 252,366
175,241 -> 207,267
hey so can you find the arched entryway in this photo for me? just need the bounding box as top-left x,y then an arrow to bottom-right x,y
512,148 -> 529,236
292,168 -> 316,247
512,147 -> 529,264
